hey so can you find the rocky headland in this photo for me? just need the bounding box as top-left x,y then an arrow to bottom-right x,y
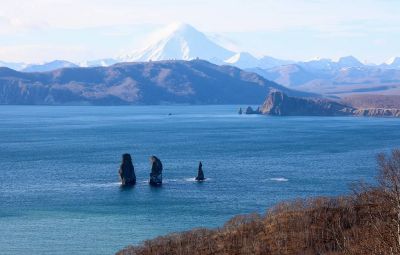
245,91 -> 400,117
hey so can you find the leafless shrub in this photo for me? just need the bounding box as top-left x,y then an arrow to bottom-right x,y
117,149 -> 400,255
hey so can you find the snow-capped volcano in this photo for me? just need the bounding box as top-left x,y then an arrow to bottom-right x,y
119,22 -> 234,62
2,23 -> 398,74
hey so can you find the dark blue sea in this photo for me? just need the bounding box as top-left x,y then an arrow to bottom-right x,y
1,105 -> 400,254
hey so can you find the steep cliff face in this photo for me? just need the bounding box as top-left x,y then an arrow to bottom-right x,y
261,91 -> 355,116
260,91 -> 400,117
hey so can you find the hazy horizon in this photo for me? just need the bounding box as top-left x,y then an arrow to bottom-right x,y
0,0 -> 399,64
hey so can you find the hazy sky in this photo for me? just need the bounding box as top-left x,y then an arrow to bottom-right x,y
0,0 -> 399,63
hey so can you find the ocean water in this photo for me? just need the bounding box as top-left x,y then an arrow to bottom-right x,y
1,105 -> 400,255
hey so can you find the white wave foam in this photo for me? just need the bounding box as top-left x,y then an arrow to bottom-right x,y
140,179 -> 177,184
185,177 -> 210,182
72,182 -> 121,188
269,178 -> 288,182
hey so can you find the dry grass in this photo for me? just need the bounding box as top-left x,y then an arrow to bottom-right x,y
342,94 -> 400,109
117,149 -> 400,255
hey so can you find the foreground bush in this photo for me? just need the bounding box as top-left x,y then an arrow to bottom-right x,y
117,149 -> 400,255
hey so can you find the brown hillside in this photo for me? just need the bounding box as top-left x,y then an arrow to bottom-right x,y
342,94 -> 400,109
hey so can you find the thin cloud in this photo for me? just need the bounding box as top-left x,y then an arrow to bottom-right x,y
0,0 -> 398,63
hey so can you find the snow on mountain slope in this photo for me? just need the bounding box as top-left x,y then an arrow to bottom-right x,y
385,57 -> 399,65
384,57 -> 400,68
80,58 -> 118,67
298,58 -> 337,71
2,23 -> 398,73
0,61 -> 26,71
296,56 -> 364,72
225,52 -> 293,70
119,22 -> 234,63
22,60 -> 78,72
224,52 -> 260,69
258,56 -> 294,69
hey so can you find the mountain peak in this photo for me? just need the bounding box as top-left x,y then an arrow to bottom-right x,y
165,22 -> 195,33
337,56 -> 363,67
225,52 -> 256,62
385,57 -> 400,66
119,23 -> 234,63
155,22 -> 198,40
338,55 -> 358,61
224,52 -> 259,69
22,60 -> 78,72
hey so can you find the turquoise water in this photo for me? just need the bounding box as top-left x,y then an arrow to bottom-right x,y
1,105 -> 400,255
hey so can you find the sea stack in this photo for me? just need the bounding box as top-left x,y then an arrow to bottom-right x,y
245,106 -> 261,114
195,161 -> 205,181
238,108 -> 243,115
119,153 -> 136,186
149,156 -> 163,186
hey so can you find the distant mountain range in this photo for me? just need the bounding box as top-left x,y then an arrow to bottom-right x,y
22,60 -> 79,72
1,23 -> 399,96
0,61 -> 27,72
2,23 -> 398,72
0,60 -> 314,105
248,61 -> 400,96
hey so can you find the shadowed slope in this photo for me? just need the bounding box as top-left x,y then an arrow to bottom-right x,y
0,60 -> 314,105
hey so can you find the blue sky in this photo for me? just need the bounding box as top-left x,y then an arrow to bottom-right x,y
0,0 -> 399,63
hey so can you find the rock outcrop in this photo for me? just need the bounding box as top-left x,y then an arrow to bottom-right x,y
261,91 -> 355,116
195,162 -> 205,181
149,156 -> 163,186
119,153 -> 136,186
353,108 -> 400,117
245,106 -> 261,114
258,91 -> 400,118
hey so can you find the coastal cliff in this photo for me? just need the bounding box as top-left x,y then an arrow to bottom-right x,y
353,108 -> 400,117
258,91 -> 400,117
260,90 -> 355,116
